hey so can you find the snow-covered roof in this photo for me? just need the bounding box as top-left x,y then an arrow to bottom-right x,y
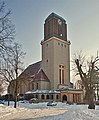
25,91 -> 32,94
57,87 -> 82,91
25,90 -> 60,94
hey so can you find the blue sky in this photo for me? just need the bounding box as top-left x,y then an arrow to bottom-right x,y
4,0 -> 99,68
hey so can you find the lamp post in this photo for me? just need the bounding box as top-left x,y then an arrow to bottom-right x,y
17,93 -> 19,107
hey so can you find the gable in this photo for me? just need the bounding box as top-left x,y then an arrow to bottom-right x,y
19,61 -> 50,82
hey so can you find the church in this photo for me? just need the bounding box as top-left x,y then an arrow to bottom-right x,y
8,13 -> 83,103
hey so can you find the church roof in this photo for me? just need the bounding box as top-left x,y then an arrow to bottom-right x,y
33,69 -> 50,82
20,61 -> 42,77
19,61 -> 50,82
45,12 -> 66,22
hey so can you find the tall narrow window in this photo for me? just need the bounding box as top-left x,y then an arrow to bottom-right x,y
37,83 -> 38,89
59,65 -> 65,84
28,82 -> 30,90
59,69 -> 61,84
62,70 -> 64,84
32,83 -> 34,90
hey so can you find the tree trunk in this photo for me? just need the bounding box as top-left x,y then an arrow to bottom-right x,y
88,99 -> 95,109
14,92 -> 17,108
14,99 -> 17,108
88,89 -> 95,109
88,103 -> 95,109
14,79 -> 18,108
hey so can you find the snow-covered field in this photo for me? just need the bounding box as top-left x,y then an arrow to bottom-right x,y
0,101 -> 99,120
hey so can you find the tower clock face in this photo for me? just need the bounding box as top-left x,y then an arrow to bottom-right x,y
58,19 -> 62,25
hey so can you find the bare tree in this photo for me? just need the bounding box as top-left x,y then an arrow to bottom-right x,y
0,42 -> 25,108
0,2 -> 25,108
11,43 -> 25,108
72,51 -> 99,109
0,1 -> 15,54
0,1 -> 15,95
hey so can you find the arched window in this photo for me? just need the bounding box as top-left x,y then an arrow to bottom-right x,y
46,95 -> 49,99
51,95 -> 53,99
32,83 -> 34,90
28,82 -> 30,90
41,95 -> 45,99
36,94 -> 38,99
56,95 -> 59,99
37,83 -> 38,89
62,95 -> 67,102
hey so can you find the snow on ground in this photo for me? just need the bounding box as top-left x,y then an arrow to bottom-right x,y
0,101 -> 99,120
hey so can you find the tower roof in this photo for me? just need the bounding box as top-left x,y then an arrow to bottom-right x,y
45,12 -> 66,22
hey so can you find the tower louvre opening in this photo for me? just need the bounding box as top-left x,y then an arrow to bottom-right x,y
44,12 -> 67,41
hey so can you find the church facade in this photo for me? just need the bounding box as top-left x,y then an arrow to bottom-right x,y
8,13 -> 83,103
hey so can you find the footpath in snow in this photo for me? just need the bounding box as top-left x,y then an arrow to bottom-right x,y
0,102 -> 99,120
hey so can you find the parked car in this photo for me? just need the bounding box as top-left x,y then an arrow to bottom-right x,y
95,101 -> 99,105
29,98 -> 39,103
0,100 -> 4,104
47,101 -> 57,106
20,100 -> 28,103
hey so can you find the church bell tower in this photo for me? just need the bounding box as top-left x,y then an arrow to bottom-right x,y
44,12 -> 67,41
41,13 -> 71,90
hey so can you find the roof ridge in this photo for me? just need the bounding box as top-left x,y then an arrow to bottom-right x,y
29,61 -> 42,67
45,12 -> 66,22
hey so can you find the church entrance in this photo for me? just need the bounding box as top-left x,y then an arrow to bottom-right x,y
62,95 -> 67,102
